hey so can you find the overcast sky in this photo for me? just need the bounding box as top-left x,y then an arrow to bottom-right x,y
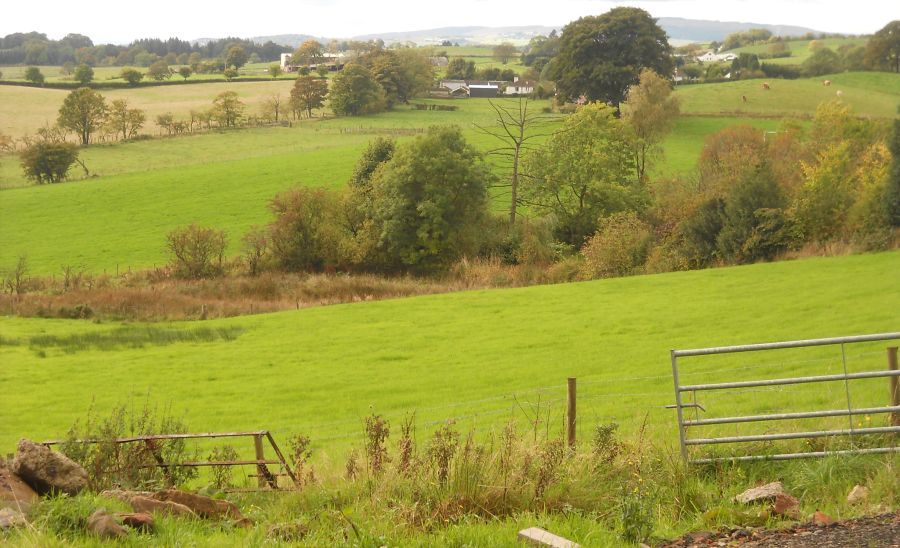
3,0 -> 896,44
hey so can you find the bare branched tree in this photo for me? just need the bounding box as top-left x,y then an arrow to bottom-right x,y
475,98 -> 558,225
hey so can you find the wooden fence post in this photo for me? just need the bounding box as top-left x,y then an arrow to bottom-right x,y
889,347 -> 899,427
567,378 -> 576,449
254,434 -> 266,488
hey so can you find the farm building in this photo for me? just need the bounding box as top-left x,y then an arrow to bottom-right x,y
503,77 -> 536,96
696,51 -> 738,63
469,83 -> 499,98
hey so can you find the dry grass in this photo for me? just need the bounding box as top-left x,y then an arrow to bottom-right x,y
0,259 -> 580,322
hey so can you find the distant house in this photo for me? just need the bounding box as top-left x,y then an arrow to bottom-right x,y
440,79 -> 469,93
696,51 -> 738,63
430,56 -> 449,67
502,76 -> 535,96
280,52 -> 347,73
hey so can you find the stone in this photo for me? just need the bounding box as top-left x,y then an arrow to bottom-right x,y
87,509 -> 128,539
11,439 -> 88,496
517,526 -> 581,547
812,511 -> 835,527
0,464 -> 39,512
152,489 -> 243,520
0,508 -> 28,530
129,495 -> 197,518
734,481 -> 786,504
117,511 -> 155,532
773,493 -> 801,519
846,485 -> 869,505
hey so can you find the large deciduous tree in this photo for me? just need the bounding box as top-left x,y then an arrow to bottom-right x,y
521,102 -> 641,246
290,75 -> 328,118
57,87 -> 107,145
225,45 -> 249,69
73,63 -> 93,85
548,7 -> 674,110
865,20 -> 900,72
328,63 -> 386,116
20,141 -> 79,183
493,42 -> 518,64
623,69 -> 680,184
24,66 -> 44,85
291,39 -> 324,66
365,126 -> 494,271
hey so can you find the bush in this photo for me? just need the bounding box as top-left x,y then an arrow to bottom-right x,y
579,212 -> 653,279
20,141 -> 79,183
166,224 -> 228,279
268,187 -> 347,272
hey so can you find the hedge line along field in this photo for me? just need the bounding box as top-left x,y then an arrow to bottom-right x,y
1,251 -> 898,461
674,71 -> 900,118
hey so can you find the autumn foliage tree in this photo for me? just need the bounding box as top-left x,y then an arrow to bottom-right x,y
57,87 -> 107,145
623,69 -> 680,183
290,76 -> 328,118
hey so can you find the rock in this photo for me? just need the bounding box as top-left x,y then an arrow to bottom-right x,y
234,516 -> 254,529
87,509 -> 128,539
734,481 -> 786,504
129,495 -> 197,518
813,510 -> 835,527
100,489 -> 153,503
152,489 -> 244,520
116,511 -> 155,532
0,464 -> 39,512
11,439 -> 88,496
847,485 -> 869,505
773,493 -> 801,519
0,508 -> 28,530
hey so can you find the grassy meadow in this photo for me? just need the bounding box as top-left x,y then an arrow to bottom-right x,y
1,250 -> 898,463
674,71 -> 900,118
727,37 -> 868,65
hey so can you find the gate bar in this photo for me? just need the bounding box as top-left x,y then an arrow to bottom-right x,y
680,369 -> 900,392
693,446 -> 900,464
673,332 -> 900,358
685,405 -> 900,426
686,425 -> 900,445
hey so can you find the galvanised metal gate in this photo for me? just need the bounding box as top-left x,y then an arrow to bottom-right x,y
671,332 -> 900,464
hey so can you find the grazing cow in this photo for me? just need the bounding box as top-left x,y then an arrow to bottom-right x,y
823,80 -> 831,86
762,82 -> 770,90
836,90 -> 843,97
742,95 -> 748,103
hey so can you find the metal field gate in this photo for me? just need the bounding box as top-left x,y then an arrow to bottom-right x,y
670,332 -> 900,464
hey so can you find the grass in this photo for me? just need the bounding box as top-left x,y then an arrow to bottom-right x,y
727,37 -> 869,66
0,98 -> 561,274
674,71 -> 900,118
1,250 -> 898,459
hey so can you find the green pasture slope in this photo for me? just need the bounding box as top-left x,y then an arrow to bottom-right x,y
1,251 -> 898,461
0,98 -> 561,274
727,37 -> 868,66
675,71 -> 900,118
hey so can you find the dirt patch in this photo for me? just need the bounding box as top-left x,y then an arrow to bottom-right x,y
662,510 -> 899,547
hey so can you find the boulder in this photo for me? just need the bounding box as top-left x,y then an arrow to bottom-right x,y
11,439 -> 88,496
847,485 -> 869,505
772,493 -> 800,519
0,464 -> 39,512
87,509 -> 128,539
129,495 -> 196,518
117,511 -> 155,532
0,507 -> 28,530
734,481 -> 786,504
812,510 -> 835,526
152,489 -> 244,520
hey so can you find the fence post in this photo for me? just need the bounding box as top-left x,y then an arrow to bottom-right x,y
254,434 -> 266,488
567,377 -> 576,449
889,347 -> 899,427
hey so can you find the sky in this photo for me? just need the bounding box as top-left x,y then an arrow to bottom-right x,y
2,0 -> 897,44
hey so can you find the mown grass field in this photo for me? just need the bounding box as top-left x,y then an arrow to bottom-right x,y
674,71 -> 900,118
728,37 -> 868,65
1,250 -> 898,463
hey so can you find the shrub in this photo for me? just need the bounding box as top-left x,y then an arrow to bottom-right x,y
579,212 -> 653,279
166,224 -> 228,279
268,187 -> 347,272
20,141 -> 79,183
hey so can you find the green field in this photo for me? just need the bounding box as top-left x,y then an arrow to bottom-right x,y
2,250 -> 898,461
728,37 -> 868,66
675,71 -> 900,118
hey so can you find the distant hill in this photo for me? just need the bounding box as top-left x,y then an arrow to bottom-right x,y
220,19 -> 827,48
